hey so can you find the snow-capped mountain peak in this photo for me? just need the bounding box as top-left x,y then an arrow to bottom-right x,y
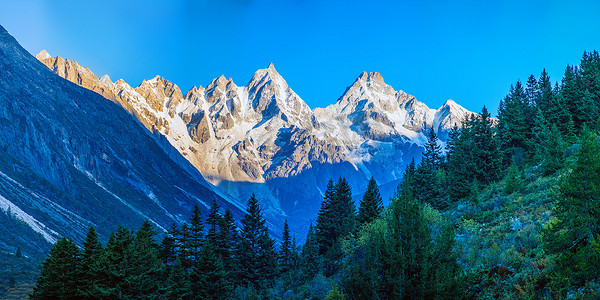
36,50 -> 478,239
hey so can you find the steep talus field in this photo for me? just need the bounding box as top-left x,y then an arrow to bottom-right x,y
0,25 -> 246,260
37,49 -> 476,236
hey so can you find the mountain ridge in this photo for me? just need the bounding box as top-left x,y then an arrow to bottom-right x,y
35,48 -> 476,236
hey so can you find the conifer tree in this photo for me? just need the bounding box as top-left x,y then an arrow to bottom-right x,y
473,106 -> 502,183
300,223 -> 320,281
258,227 -> 278,288
540,124 -> 565,175
192,241 -> 232,299
163,257 -> 191,300
498,82 -> 530,163
206,199 -> 222,247
159,223 -> 178,265
179,223 -> 192,269
218,208 -> 237,272
278,220 -> 294,275
78,226 -> 105,298
188,205 -> 204,263
315,179 -> 336,255
336,177 -> 357,238
429,225 -> 460,298
31,237 -> 81,299
343,178 -> 434,299
103,225 -> 134,298
545,129 -> 600,291
358,177 -> 383,225
537,69 -> 554,116
235,194 -> 272,289
445,126 -> 460,163
423,127 -> 442,170
127,221 -> 163,298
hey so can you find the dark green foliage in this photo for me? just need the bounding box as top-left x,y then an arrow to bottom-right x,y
188,205 -> 204,263
163,257 -> 191,300
192,241 -> 232,299
235,194 -> 277,290
498,81 -> 531,163
205,200 -> 221,247
315,177 -> 356,276
300,224 -> 321,281
78,226 -> 104,297
423,126 -> 443,170
545,129 -> 600,293
358,177 -> 383,225
540,124 -> 565,175
342,178 -> 460,299
258,227 -> 278,288
30,237 -> 81,299
503,162 -> 523,195
413,127 -> 446,209
126,221 -> 163,297
430,225 -> 461,298
447,106 -> 502,202
102,225 -> 134,298
159,223 -> 178,265
278,220 -> 294,276
218,208 -> 237,272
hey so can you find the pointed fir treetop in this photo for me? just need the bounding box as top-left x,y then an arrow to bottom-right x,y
358,176 -> 383,225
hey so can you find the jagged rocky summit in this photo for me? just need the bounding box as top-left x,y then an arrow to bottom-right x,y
36,50 -> 476,237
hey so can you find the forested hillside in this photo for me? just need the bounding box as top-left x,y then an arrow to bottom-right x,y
29,51 -> 600,299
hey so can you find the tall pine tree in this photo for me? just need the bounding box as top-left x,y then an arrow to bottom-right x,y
358,177 -> 383,225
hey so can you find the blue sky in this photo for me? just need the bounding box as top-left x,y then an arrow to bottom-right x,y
1,0 -> 600,115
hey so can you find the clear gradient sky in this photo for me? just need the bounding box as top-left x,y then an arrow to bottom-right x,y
1,0 -> 600,115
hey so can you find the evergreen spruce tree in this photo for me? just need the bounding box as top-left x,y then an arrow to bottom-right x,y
31,237 -> 81,299
163,256 -> 191,300
423,127 -> 442,170
179,222 -> 192,269
206,200 -> 221,246
473,106 -> 502,184
300,223 -> 321,281
429,225 -> 460,298
103,225 -> 134,298
498,82 -> 530,163
545,129 -> 600,292
188,205 -> 204,263
278,220 -> 294,276
336,177 -> 357,238
561,65 -> 585,129
541,124 -> 565,175
358,177 -> 383,225
126,220 -> 164,298
192,241 -> 232,299
445,126 -> 460,164
78,226 -> 105,298
315,179 -> 336,255
258,227 -> 278,288
343,178 -> 434,299
159,223 -> 178,265
537,68 -> 554,117
218,208 -> 237,272
235,194 -> 271,289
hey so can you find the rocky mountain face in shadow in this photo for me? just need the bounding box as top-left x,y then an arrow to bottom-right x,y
0,25 -> 246,258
